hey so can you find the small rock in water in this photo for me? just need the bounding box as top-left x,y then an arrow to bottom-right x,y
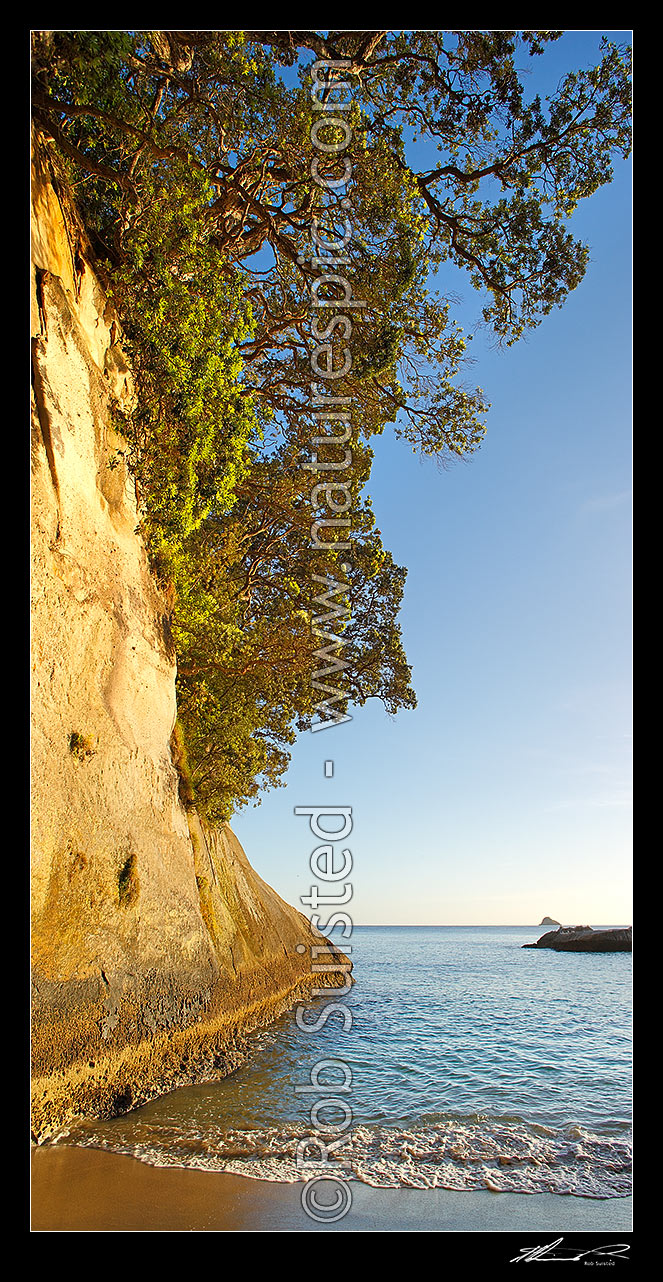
522,926 -> 631,952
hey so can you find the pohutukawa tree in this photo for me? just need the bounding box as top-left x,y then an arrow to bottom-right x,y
31,30 -> 632,817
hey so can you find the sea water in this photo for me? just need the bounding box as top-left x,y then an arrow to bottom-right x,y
58,926 -> 632,1197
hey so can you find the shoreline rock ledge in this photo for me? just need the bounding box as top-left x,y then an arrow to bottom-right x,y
523,926 -> 632,953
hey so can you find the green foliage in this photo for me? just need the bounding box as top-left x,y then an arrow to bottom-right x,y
171,441 -> 416,821
32,30 -> 631,820
107,160 -> 257,561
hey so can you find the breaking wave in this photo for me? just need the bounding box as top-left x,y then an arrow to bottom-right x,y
56,1113 -> 631,1198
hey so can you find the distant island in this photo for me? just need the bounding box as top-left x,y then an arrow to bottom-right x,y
540,916 -> 561,926
524,926 -> 632,953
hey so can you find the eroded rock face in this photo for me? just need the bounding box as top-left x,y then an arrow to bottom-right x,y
30,136 -> 349,1140
522,927 -> 632,953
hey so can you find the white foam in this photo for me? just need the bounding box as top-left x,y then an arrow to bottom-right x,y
60,1115 -> 632,1198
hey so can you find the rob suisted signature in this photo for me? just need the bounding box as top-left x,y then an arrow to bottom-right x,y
511,1237 -> 630,1264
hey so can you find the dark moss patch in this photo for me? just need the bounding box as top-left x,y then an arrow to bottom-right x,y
69,730 -> 96,759
118,853 -> 139,907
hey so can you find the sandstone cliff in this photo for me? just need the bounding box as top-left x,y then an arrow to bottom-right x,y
30,136 -> 349,1140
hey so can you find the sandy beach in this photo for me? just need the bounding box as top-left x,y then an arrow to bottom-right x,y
31,1146 -> 632,1233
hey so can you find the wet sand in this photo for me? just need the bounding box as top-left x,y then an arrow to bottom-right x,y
31,1145 -> 633,1233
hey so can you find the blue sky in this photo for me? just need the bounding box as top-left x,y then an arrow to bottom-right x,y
232,31 -> 632,926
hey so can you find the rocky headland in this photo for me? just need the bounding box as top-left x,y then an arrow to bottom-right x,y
523,926 -> 632,953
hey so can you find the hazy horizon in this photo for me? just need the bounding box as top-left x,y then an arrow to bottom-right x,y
350,921 -> 632,928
